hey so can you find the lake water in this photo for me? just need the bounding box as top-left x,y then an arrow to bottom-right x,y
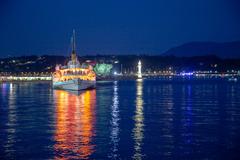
1,80 -> 240,159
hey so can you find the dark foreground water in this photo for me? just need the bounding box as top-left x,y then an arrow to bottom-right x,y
1,80 -> 240,160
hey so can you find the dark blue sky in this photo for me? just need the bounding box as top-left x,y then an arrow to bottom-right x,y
0,0 -> 240,57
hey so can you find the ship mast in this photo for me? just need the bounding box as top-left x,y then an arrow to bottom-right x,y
72,29 -> 76,53
71,29 -> 77,63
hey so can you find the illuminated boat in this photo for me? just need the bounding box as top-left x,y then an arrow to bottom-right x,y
52,30 -> 96,90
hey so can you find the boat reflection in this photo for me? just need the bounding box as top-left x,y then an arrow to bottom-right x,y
133,80 -> 144,159
54,89 -> 96,159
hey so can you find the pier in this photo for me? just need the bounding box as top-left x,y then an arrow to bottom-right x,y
0,72 -> 52,81
0,76 -> 52,81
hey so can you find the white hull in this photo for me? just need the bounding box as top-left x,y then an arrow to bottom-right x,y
53,78 -> 96,90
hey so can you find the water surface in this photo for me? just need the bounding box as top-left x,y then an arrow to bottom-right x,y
1,80 -> 240,159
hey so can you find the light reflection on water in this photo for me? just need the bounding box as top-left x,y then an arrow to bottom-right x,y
5,83 -> 17,156
132,79 -> 144,159
0,81 -> 240,159
108,81 -> 120,159
54,89 -> 96,159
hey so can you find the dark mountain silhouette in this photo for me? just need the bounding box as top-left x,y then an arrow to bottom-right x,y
163,41 -> 240,58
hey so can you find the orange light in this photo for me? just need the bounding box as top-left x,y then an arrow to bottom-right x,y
53,67 -> 96,82
54,90 -> 96,159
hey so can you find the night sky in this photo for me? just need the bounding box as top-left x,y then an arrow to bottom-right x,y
0,0 -> 240,57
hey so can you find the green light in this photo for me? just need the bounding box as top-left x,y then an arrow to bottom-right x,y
93,63 -> 112,76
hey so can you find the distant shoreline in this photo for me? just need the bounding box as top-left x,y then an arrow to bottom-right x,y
0,75 -> 238,83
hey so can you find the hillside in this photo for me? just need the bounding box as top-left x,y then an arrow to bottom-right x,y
163,41 -> 240,58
